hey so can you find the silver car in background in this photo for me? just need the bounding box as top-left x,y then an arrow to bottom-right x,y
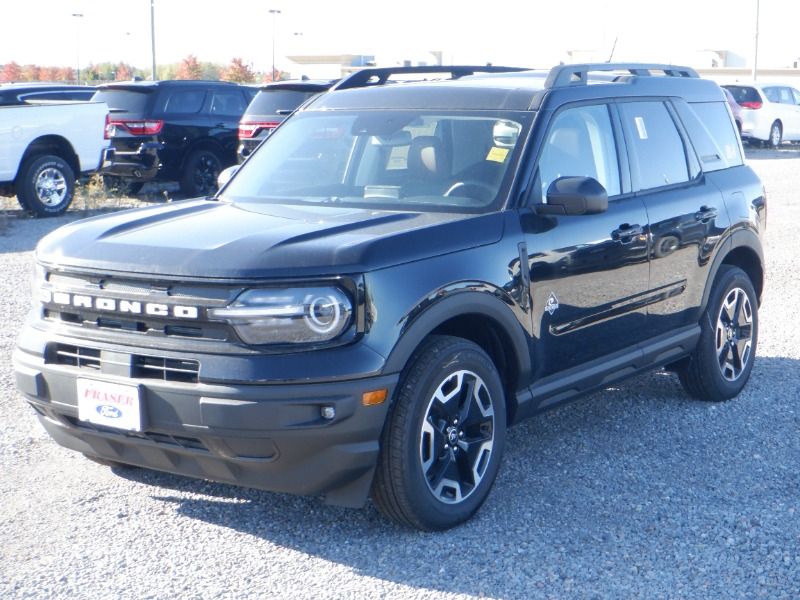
723,82 -> 800,147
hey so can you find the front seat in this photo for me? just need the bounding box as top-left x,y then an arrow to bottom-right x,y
403,135 -> 450,197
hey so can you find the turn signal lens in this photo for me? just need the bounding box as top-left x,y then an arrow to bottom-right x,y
362,389 -> 388,406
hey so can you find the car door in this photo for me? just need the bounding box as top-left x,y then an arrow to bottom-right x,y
522,102 -> 650,377
204,88 -> 249,162
617,99 -> 730,338
784,87 -> 800,141
156,87 -> 208,173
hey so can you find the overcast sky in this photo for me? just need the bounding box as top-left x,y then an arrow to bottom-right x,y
1,0 -> 798,75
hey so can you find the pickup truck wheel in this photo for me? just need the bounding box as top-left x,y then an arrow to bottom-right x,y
180,150 -> 222,197
17,154 -> 75,217
678,265 -> 758,401
372,335 -> 506,530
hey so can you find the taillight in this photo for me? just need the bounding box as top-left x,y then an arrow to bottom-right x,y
740,101 -> 762,110
105,118 -> 164,137
238,120 -> 280,139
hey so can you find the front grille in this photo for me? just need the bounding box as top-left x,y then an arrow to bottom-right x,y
132,355 -> 200,383
49,343 -> 200,383
64,416 -> 208,452
52,344 -> 101,370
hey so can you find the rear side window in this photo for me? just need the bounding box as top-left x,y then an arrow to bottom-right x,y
619,101 -> 689,191
92,89 -> 152,115
723,86 -> 761,106
208,90 -> 247,116
161,89 -> 205,114
675,101 -> 743,172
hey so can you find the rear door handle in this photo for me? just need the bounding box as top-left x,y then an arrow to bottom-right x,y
694,206 -> 718,223
611,223 -> 644,243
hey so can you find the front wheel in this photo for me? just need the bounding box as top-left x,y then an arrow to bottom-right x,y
372,336 -> 506,530
16,154 -> 75,217
179,149 -> 222,197
678,265 -> 758,401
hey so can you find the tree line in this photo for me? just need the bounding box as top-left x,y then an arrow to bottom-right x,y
1,55 -> 287,84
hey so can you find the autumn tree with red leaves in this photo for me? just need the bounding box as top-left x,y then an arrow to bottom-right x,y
222,57 -> 255,83
176,55 -> 202,80
1,62 -> 22,82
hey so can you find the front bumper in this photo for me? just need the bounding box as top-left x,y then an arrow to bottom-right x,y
13,344 -> 397,507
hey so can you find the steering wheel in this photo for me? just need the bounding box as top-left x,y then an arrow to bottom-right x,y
443,180 -> 496,202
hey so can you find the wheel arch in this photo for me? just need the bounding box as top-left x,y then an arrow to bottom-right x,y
383,290 -> 532,426
17,136 -> 80,181
702,229 -> 764,310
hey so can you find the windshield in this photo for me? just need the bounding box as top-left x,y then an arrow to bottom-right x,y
223,109 -> 531,212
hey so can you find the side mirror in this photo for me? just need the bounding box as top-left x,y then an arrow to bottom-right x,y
217,165 -> 239,190
537,176 -> 608,216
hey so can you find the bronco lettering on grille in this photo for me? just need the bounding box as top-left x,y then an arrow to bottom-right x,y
40,290 -> 199,319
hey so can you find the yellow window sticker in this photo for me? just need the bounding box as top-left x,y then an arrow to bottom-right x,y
486,147 -> 509,163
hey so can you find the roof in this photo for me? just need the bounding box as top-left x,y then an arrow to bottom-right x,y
308,63 -> 725,112
96,79 -> 241,91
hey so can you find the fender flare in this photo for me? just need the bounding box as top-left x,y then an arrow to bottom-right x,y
382,289 -> 533,386
700,227 -> 764,311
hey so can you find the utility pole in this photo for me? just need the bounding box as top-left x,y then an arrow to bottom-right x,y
269,9 -> 281,81
150,0 -> 157,80
71,13 -> 83,83
752,0 -> 760,80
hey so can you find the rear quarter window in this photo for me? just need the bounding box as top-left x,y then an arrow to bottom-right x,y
675,101 -> 743,172
245,90 -> 317,117
159,89 -> 206,115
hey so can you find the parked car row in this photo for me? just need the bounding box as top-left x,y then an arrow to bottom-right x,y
723,82 -> 800,146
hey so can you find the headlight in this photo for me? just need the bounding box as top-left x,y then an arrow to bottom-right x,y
210,287 -> 353,345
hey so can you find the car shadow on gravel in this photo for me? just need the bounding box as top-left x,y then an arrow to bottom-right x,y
109,356 -> 800,598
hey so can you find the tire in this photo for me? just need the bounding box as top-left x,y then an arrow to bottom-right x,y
102,175 -> 144,196
768,121 -> 782,148
372,335 -> 507,530
179,149 -> 222,197
678,265 -> 758,401
16,154 -> 75,217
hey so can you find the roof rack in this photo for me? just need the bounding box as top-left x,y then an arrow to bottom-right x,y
331,65 -> 530,91
544,63 -> 699,89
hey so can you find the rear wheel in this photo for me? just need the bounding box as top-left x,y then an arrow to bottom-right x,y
180,149 -> 222,197
678,265 -> 758,401
16,154 -> 75,217
372,336 -> 506,530
767,121 -> 782,148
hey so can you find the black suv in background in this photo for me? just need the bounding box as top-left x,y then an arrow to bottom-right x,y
16,64 -> 765,531
0,83 -> 96,105
236,79 -> 335,162
95,80 -> 256,196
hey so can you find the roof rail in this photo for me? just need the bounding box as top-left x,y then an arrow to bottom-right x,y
544,63 -> 699,89
331,65 -> 530,91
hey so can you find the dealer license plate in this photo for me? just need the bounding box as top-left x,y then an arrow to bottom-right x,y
77,378 -> 142,432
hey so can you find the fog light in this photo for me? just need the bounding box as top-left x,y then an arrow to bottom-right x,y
362,389 -> 388,406
320,406 -> 336,420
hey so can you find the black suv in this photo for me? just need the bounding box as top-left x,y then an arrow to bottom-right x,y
15,64 -> 765,531
0,83 -> 96,105
237,79 -> 336,162
94,80 -> 256,196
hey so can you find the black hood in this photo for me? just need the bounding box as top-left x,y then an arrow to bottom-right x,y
36,199 -> 504,279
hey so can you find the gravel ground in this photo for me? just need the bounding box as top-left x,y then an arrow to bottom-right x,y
1,149 -> 799,599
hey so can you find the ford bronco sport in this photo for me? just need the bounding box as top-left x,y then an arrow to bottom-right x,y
14,64 -> 766,530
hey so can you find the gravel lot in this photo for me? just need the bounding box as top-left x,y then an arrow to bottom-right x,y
1,149 -> 799,599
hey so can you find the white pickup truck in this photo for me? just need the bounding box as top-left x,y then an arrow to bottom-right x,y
0,101 -> 109,216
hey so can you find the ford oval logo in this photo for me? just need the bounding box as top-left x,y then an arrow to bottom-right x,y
97,405 -> 123,419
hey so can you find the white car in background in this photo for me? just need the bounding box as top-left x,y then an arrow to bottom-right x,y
723,82 -> 800,147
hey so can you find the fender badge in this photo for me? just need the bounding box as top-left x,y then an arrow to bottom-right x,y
545,292 -> 559,316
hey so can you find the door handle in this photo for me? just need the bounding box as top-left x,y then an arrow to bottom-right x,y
694,206 -> 718,223
611,223 -> 644,243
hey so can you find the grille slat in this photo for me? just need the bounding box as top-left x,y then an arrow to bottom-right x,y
50,343 -> 199,383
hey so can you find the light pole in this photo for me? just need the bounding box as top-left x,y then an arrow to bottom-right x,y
150,0 -> 157,80
752,0 -> 760,80
269,9 -> 281,81
71,13 -> 83,83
